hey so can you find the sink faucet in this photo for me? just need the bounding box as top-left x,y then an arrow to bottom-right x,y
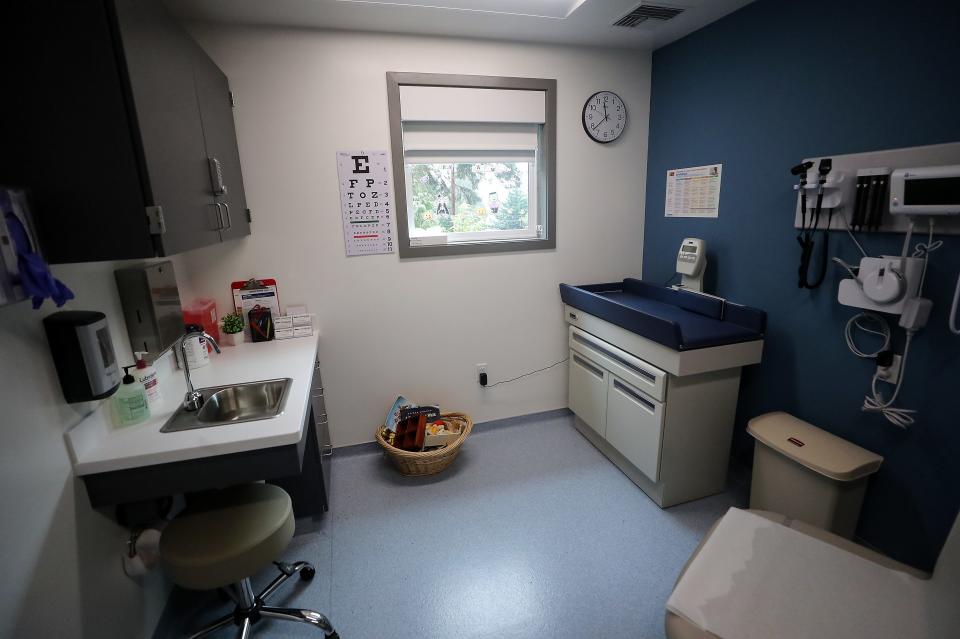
174,329 -> 221,411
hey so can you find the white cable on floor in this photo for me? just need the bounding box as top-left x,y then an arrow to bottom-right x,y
862,332 -> 916,429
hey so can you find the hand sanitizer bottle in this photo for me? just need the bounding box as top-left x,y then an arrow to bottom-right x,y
112,365 -> 151,426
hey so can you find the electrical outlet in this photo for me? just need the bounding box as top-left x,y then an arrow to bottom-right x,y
876,354 -> 902,386
477,363 -> 488,386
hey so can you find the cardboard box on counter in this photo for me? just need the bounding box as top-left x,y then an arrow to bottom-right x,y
275,314 -> 314,340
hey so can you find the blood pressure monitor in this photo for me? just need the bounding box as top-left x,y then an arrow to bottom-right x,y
676,238 -> 706,292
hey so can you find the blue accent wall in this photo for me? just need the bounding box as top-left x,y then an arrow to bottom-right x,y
644,0 -> 960,570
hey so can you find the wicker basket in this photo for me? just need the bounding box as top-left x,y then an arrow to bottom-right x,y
376,412 -> 473,476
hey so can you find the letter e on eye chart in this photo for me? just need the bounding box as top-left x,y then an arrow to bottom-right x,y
337,150 -> 394,256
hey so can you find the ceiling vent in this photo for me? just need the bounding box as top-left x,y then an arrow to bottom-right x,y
613,3 -> 685,28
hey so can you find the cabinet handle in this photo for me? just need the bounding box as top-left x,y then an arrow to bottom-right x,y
312,387 -> 324,397
315,358 -> 321,370
210,202 -> 224,229
572,354 -> 604,379
321,444 -> 333,457
208,157 -> 227,195
573,332 -> 657,383
614,379 -> 656,412
221,201 -> 233,230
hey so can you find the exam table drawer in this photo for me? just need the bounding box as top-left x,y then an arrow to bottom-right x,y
605,375 -> 664,482
568,351 -> 608,437
569,326 -> 667,402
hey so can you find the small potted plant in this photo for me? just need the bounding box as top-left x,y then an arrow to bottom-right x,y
220,311 -> 245,347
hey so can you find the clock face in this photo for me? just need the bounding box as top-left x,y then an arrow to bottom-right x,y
582,91 -> 626,144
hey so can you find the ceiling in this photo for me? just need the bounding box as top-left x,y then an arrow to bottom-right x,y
164,0 -> 755,50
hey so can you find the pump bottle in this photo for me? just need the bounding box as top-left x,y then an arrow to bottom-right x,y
112,365 -> 151,427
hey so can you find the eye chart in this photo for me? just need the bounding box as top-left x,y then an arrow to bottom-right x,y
337,150 -> 394,256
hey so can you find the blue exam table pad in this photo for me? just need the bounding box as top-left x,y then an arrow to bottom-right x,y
559,279 -> 766,351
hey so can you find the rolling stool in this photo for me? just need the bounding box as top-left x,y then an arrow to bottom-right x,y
160,483 -> 339,638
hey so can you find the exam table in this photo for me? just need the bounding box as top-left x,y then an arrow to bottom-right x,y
665,508 -> 959,639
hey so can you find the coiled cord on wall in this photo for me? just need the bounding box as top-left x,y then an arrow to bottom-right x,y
844,312 -> 891,358
844,312 -> 915,428
840,223 -> 947,429
861,331 -> 916,429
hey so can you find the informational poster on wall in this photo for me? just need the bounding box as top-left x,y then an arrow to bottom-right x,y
337,150 -> 394,256
664,164 -> 722,218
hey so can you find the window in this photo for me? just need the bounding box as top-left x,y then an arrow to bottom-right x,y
387,73 -> 556,257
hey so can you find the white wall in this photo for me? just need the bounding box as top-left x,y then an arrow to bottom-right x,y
0,259 -> 182,638
178,26 -> 652,447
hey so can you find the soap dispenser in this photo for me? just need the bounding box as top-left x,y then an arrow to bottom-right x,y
112,365 -> 151,427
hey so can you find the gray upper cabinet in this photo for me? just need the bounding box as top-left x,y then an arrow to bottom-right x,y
192,50 -> 251,242
0,0 -> 250,264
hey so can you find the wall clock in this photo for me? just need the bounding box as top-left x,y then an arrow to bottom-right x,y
582,91 -> 626,144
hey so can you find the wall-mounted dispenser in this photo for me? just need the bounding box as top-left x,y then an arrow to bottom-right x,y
0,188 -> 37,307
43,311 -> 121,402
115,261 -> 184,357
0,186 -> 74,309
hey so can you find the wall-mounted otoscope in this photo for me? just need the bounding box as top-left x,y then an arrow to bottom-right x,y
794,158 -> 833,289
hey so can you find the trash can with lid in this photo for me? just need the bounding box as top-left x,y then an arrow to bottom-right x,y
747,411 -> 883,539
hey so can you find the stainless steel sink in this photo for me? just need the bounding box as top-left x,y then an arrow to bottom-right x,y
160,378 -> 292,433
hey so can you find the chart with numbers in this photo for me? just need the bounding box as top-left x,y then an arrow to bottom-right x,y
337,150 -> 394,256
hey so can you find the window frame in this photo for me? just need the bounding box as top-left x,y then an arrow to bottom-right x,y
387,72 -> 557,258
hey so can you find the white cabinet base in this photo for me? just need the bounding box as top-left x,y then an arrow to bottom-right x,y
574,416 -> 673,506
565,313 -> 756,508
605,375 -> 664,482
568,352 -> 609,437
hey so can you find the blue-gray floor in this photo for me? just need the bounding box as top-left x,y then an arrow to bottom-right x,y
155,410 -> 746,638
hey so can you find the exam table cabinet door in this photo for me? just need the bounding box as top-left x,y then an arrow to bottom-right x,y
604,376 -> 664,482
569,352 -> 608,437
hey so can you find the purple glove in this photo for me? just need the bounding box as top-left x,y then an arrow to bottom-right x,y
4,209 -> 74,309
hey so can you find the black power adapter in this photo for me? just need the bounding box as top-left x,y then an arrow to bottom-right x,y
479,372 -> 488,387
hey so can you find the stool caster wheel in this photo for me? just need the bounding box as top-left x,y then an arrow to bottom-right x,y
300,565 -> 316,581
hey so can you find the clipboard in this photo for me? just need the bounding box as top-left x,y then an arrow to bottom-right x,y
231,278 -> 281,331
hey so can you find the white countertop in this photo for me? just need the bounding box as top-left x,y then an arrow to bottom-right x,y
65,334 -> 320,476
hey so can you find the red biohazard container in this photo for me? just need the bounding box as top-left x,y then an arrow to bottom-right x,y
183,298 -> 220,351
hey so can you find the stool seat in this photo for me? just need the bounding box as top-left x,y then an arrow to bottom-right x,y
160,483 -> 295,591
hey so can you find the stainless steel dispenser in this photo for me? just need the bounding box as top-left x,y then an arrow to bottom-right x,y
115,261 -> 184,356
